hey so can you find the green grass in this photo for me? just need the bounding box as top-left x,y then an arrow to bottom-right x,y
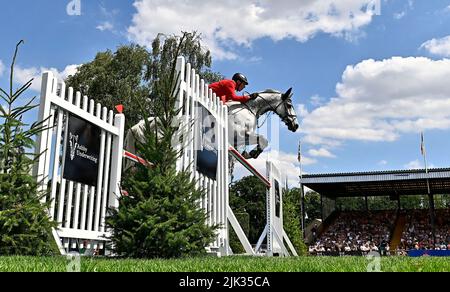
0,256 -> 449,272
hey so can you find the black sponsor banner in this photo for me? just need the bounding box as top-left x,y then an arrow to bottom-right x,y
274,180 -> 281,218
196,103 -> 218,181
63,113 -> 101,186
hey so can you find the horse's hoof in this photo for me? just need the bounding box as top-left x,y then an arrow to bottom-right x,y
242,151 -> 251,159
249,149 -> 262,159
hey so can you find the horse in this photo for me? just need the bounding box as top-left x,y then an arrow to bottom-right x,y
124,88 -> 299,162
227,87 -> 299,159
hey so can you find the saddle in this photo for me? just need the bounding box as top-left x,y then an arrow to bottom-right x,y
225,101 -> 241,107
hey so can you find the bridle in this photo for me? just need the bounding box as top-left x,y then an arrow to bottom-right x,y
245,92 -> 297,128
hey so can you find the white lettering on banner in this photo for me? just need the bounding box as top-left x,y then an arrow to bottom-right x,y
77,145 -> 87,152
69,133 -> 79,161
76,150 -> 98,164
68,131 -> 98,163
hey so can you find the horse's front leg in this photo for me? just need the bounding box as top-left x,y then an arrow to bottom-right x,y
241,132 -> 268,159
248,135 -> 268,159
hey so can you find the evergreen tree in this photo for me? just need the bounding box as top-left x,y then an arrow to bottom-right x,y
106,34 -> 218,258
0,41 -> 58,255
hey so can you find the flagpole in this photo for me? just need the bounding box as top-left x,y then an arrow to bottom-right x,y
421,132 -> 436,247
421,132 -> 431,194
298,141 -> 306,240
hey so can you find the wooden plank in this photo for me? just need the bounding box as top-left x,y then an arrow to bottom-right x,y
100,110 -> 113,232
94,107 -> 108,231
86,100 -> 97,230
49,82 -> 66,218
64,92 -> 82,228
229,146 -> 271,188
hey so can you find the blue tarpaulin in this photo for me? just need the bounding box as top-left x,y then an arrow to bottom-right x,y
408,250 -> 450,257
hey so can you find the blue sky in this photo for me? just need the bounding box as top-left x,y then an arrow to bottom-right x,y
1,0 -> 450,184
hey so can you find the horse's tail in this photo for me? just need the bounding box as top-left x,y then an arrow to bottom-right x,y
123,128 -> 137,171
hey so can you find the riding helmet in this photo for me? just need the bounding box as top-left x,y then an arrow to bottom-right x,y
232,73 -> 249,85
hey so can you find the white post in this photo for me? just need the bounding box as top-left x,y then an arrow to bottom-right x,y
224,104 -> 230,255
175,56 -> 186,172
109,113 -> 125,209
266,161 -> 273,256
34,72 -> 54,197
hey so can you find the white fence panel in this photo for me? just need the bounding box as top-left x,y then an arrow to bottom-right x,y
34,72 -> 125,254
175,57 -> 229,253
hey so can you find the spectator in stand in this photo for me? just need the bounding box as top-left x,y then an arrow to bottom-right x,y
401,209 -> 449,251
308,210 -> 396,256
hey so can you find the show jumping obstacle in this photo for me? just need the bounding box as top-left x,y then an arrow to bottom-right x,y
34,72 -> 125,254
34,56 -> 297,257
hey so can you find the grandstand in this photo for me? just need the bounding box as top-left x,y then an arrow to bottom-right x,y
300,168 -> 450,256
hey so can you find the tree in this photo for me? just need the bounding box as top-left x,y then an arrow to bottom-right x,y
304,191 -> 322,225
286,189 -> 322,226
66,45 -> 151,129
229,178 -> 307,255
229,176 -> 267,243
66,32 -> 223,129
147,32 -> 223,89
283,189 -> 307,255
106,35 -> 218,258
0,41 -> 58,255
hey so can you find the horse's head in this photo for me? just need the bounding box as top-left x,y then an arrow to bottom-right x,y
278,88 -> 299,132
256,88 -> 299,132
248,88 -> 299,132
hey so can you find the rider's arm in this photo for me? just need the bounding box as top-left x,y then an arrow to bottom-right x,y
223,80 -> 250,103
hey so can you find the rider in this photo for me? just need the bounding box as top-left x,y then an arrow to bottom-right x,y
209,73 -> 257,104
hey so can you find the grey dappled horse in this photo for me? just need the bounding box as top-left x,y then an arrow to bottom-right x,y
227,88 -> 299,159
124,88 -> 299,161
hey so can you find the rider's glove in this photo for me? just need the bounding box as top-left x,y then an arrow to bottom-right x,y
248,93 -> 258,101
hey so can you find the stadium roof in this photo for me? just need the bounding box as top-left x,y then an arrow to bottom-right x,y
300,168 -> 450,198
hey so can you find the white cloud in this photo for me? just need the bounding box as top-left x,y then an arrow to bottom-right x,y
378,160 -> 388,166
308,148 -> 336,158
296,104 -> 309,117
444,5 -> 450,13
100,4 -> 119,18
420,35 -> 450,57
96,21 -> 114,32
393,11 -> 406,20
0,60 -> 4,77
302,57 -> 450,148
404,159 -> 422,169
310,95 -> 326,107
393,1 -> 414,21
233,149 -> 316,187
14,64 -> 80,92
96,5 -> 119,34
128,0 -> 379,60
247,56 -> 262,63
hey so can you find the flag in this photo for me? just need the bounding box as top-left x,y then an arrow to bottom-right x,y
420,132 -> 426,156
420,132 -> 431,193
298,141 -> 302,163
115,104 -> 124,114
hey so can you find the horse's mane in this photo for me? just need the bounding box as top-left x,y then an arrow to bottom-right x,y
258,89 -> 281,94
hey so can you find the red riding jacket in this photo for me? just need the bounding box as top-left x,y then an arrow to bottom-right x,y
209,80 -> 250,104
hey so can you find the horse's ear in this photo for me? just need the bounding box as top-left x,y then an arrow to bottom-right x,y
283,88 -> 293,100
